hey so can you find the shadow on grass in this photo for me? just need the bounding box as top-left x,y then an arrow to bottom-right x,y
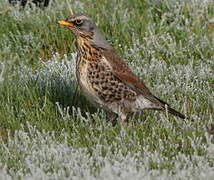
30,74 -> 98,119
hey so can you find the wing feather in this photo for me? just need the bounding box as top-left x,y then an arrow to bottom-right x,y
103,49 -> 165,106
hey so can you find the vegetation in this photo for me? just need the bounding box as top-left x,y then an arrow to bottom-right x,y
0,0 -> 213,179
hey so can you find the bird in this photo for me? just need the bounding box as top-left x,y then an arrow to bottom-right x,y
57,14 -> 186,125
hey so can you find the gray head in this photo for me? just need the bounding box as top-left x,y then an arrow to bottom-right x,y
58,14 -> 111,49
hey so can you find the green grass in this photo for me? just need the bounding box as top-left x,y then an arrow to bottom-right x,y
0,0 -> 214,179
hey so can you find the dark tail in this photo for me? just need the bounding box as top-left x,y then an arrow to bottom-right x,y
166,106 -> 186,119
154,97 -> 186,119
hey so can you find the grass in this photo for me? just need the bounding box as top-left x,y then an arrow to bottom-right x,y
0,0 -> 214,179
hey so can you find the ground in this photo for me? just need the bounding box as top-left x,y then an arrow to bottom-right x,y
0,0 -> 214,179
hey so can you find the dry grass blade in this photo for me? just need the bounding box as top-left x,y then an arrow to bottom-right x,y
0,6 -> 16,15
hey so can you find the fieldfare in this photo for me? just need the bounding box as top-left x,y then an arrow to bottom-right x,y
58,14 -> 186,125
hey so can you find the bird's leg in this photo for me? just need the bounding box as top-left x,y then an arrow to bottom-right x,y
106,112 -> 118,126
120,113 -> 130,125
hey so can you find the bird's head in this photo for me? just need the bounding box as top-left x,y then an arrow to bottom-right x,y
58,14 -> 111,49
58,14 -> 96,37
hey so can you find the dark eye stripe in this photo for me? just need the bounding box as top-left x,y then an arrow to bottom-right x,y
75,19 -> 83,25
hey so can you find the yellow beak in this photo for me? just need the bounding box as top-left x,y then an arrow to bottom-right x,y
57,20 -> 72,27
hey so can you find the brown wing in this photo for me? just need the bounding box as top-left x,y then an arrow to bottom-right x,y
103,49 -> 166,107
102,48 -> 186,119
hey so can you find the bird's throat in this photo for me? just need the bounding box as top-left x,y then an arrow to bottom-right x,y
77,37 -> 102,62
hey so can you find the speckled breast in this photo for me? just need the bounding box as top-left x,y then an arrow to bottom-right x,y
76,54 -> 105,108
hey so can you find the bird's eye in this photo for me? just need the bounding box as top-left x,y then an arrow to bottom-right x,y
75,19 -> 83,25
